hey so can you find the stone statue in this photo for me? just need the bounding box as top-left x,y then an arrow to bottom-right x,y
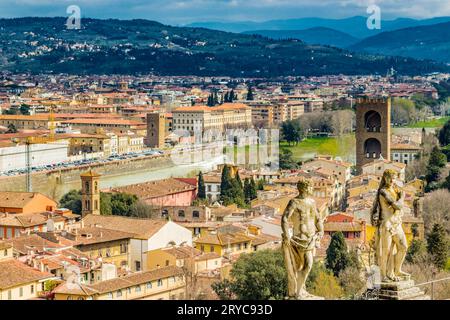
370,169 -> 410,282
281,180 -> 324,299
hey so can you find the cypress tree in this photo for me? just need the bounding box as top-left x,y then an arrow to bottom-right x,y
197,171 -> 206,200
220,165 -> 234,205
325,232 -> 351,276
246,85 -> 254,101
426,223 -> 448,270
250,178 -> 258,200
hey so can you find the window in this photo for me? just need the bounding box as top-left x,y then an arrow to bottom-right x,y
135,286 -> 141,293
200,245 -> 205,252
3,249 -> 7,256
210,246 -> 214,253
192,210 -> 200,218
120,243 -> 127,254
107,292 -> 113,299
127,288 -> 131,294
147,282 -> 152,289
30,285 -> 34,294
19,287 -> 23,297
178,210 -> 185,218
117,290 -> 122,297
157,279 -> 163,287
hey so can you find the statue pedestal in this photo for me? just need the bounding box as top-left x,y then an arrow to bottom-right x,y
378,279 -> 430,300
285,294 -> 325,300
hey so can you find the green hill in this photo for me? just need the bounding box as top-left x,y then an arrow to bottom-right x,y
0,17 -> 447,76
349,22 -> 450,63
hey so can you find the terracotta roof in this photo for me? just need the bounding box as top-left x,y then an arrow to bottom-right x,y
162,246 -> 202,259
0,259 -> 53,290
5,234 -> 65,254
109,178 -> 196,200
195,232 -> 253,246
0,191 -> 54,209
72,227 -> 133,246
0,212 -> 49,228
82,215 -> 167,240
324,222 -> 363,232
53,266 -> 183,296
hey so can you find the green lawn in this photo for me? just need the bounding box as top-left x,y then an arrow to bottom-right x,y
280,134 -> 356,163
405,116 -> 450,128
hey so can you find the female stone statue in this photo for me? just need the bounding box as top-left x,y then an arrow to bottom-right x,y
371,169 -> 410,282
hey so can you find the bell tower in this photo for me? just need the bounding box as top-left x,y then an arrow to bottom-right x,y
355,97 -> 391,173
80,170 -> 101,217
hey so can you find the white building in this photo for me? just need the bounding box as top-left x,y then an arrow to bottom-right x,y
0,140 -> 69,172
82,215 -> 192,272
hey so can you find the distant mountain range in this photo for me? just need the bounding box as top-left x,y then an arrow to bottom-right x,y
0,17 -> 447,76
242,27 -> 360,48
190,16 -> 450,63
349,22 -> 450,64
187,16 -> 450,39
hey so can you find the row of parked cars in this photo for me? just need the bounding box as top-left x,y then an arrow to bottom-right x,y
0,149 -> 165,176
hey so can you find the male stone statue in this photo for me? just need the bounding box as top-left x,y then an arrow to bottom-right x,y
282,180 -> 324,299
371,169 -> 410,282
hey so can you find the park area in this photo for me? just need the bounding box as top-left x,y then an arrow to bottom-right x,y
280,134 -> 356,163
405,116 -> 450,128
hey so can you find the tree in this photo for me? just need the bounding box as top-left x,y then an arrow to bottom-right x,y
406,239 -> 427,264
426,223 -> 449,270
232,172 -> 245,207
438,120 -> 450,146
19,105 -> 30,115
220,165 -> 235,206
338,267 -> 366,297
219,249 -> 287,300
197,171 -> 206,200
325,232 -> 352,276
246,85 -> 254,101
110,193 -> 139,216
391,98 -> 417,126
6,123 -> 17,133
425,146 -> 447,184
211,279 -> 235,300
59,190 -> 82,214
411,223 -> 420,238
281,120 -> 302,145
244,178 -> 257,204
129,200 -> 155,219
422,189 -> 450,234
279,148 -> 298,170
308,264 -> 343,299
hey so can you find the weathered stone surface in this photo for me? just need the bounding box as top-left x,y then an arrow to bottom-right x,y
377,279 -> 430,300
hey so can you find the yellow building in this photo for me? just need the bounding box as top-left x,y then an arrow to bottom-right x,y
194,232 -> 253,257
53,266 -> 185,300
70,227 -> 132,269
147,246 -> 221,273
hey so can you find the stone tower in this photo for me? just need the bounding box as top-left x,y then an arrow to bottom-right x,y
80,170 -> 101,217
355,97 -> 391,173
146,112 -> 166,148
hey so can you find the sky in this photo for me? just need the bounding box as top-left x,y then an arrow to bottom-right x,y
0,0 -> 449,25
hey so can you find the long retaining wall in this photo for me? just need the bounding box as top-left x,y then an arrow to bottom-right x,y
0,154 -> 175,200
